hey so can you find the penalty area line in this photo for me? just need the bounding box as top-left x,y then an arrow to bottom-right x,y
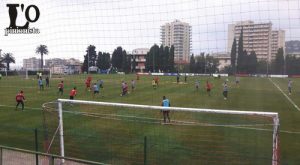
0,104 -> 41,111
268,78 -> 300,111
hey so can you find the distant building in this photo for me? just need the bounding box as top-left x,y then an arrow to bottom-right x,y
46,58 -> 82,74
23,57 -> 41,70
271,30 -> 285,60
45,58 -> 65,67
228,20 -> 285,62
50,66 -> 65,74
212,52 -> 231,71
161,19 -> 192,64
131,48 -> 149,72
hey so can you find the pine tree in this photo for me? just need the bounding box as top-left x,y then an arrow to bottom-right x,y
189,54 -> 195,73
168,45 -> 175,72
237,28 -> 244,73
274,48 -> 285,74
230,38 -> 237,73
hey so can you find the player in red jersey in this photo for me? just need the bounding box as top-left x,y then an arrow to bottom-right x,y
69,87 -> 77,100
15,90 -> 26,111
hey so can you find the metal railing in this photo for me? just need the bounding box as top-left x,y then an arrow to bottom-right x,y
0,145 -> 106,165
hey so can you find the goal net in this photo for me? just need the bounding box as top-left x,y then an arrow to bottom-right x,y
42,99 -> 279,165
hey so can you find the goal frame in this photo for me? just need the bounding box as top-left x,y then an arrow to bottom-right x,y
56,98 -> 280,165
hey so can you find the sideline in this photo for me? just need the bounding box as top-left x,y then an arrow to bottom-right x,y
268,78 -> 300,111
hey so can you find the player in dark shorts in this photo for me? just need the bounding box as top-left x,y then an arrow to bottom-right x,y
46,76 -> 50,87
69,87 -> 77,100
223,82 -> 228,100
16,90 -> 26,111
288,80 -> 292,95
58,81 -> 64,95
206,81 -> 212,96
93,83 -> 99,96
161,96 -> 171,123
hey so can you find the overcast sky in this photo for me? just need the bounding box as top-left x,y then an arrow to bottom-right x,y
0,0 -> 299,68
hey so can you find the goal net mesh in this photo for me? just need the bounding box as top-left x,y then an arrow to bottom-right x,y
43,100 -> 278,165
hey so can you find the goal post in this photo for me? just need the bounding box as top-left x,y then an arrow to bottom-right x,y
47,99 -> 279,165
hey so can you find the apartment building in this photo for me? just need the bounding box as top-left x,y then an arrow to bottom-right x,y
228,21 -> 285,62
23,57 -> 41,69
131,48 -> 149,72
161,20 -> 191,64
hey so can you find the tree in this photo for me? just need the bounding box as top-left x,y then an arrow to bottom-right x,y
0,56 -> 5,69
168,45 -> 175,72
2,53 -> 15,71
189,54 -> 195,73
145,44 -> 159,72
35,45 -> 49,69
96,51 -> 110,70
230,38 -> 237,73
111,46 -> 124,70
248,51 -> 257,74
286,55 -> 300,75
273,48 -> 285,74
82,45 -> 97,73
96,51 -> 103,69
86,45 -> 97,67
82,54 -> 88,73
194,53 -> 205,73
103,52 -> 111,70
163,46 -> 170,72
121,50 -> 131,73
256,60 -> 268,74
237,28 -> 244,73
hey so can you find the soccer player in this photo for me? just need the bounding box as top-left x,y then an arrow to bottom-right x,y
154,76 -> 159,86
206,80 -> 212,96
58,81 -> 64,96
93,83 -> 100,97
69,87 -> 77,100
131,79 -> 136,92
45,76 -> 50,87
121,82 -> 128,96
195,80 -> 200,91
161,96 -> 171,123
223,82 -> 228,100
15,90 -> 25,111
152,79 -> 157,89
38,77 -> 44,91
288,80 -> 292,95
85,78 -> 91,91
98,79 -> 104,89
235,76 -> 240,86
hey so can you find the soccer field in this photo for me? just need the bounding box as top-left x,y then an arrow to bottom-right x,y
0,74 -> 300,164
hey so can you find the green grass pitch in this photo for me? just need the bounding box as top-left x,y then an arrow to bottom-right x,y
0,74 -> 300,164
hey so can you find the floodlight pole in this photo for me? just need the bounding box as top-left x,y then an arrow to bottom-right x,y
58,101 -> 65,163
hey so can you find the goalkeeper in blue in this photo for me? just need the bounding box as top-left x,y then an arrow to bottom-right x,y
161,96 -> 171,123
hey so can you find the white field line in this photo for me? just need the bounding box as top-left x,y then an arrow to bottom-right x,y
0,86 -> 37,89
268,78 -> 300,111
0,104 -> 41,111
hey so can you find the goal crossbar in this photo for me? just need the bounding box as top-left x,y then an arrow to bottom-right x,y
56,99 -> 280,165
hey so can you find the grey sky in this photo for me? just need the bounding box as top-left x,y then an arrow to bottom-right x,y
0,0 -> 299,67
